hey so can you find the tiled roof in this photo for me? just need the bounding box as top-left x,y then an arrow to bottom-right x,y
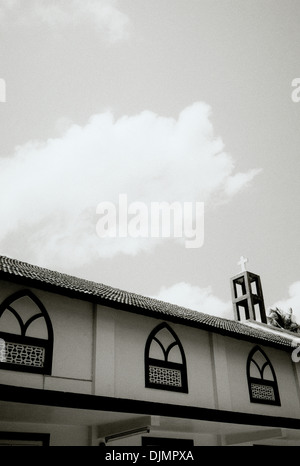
0,255 -> 299,351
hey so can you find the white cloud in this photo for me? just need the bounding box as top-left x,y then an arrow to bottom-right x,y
0,102 -> 261,270
269,281 -> 300,324
224,169 -> 262,198
0,0 -> 129,43
153,282 -> 232,319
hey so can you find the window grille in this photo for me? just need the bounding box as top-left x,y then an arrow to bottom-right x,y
148,365 -> 182,387
0,340 -> 45,367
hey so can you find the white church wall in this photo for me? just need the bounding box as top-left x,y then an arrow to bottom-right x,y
224,337 -> 300,419
93,304 -> 116,397
94,305 -> 216,409
40,289 -> 93,381
0,280 -> 94,394
0,280 -> 25,304
209,333 -> 233,411
0,368 -> 43,389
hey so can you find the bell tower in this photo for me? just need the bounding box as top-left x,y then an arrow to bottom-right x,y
230,256 -> 267,324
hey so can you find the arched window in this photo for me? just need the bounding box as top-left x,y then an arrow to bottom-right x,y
0,290 -> 53,374
246,346 -> 280,405
145,322 -> 188,393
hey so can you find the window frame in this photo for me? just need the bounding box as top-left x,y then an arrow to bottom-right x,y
0,289 -> 53,375
144,322 -> 188,393
246,346 -> 281,406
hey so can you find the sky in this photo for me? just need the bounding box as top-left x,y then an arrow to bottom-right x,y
0,0 -> 300,322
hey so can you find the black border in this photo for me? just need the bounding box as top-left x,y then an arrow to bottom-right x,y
142,436 -> 194,446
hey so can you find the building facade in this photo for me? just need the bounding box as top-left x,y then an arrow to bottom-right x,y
1,256 -> 300,446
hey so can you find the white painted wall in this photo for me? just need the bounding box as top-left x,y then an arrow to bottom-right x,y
94,305 -> 216,409
0,281 -> 94,394
223,337 -> 300,418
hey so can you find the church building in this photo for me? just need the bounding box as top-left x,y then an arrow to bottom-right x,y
1,255 -> 300,446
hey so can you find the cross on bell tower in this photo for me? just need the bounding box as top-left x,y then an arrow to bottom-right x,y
230,257 -> 267,323
238,255 -> 248,272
